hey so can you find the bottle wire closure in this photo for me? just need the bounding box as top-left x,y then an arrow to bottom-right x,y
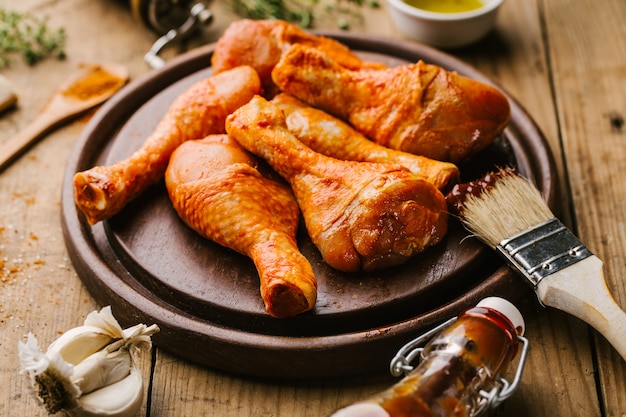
389,316 -> 530,417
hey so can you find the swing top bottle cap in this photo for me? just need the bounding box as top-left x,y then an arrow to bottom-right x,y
476,297 -> 525,336
328,297 -> 528,417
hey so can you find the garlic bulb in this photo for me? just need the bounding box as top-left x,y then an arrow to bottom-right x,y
18,306 -> 159,416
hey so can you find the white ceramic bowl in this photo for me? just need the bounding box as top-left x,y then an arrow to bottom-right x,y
386,0 -> 504,48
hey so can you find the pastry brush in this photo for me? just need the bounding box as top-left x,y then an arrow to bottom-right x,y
451,167 -> 626,360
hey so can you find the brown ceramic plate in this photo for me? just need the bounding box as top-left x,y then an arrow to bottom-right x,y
61,32 -> 556,379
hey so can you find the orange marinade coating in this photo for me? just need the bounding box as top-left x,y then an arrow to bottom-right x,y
165,134 -> 317,318
272,93 -> 460,192
211,19 -> 384,96
272,44 -> 511,164
227,96 -> 448,273
73,65 -> 261,224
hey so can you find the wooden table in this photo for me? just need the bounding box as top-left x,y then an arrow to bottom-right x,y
1,0 -> 624,416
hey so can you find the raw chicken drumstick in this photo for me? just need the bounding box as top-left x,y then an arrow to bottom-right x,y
211,19 -> 384,97
226,96 -> 448,273
73,66 -> 262,224
165,134 -> 317,318
271,93 -> 460,192
272,44 -> 511,163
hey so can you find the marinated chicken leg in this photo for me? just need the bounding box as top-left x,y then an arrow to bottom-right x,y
73,66 -> 262,224
272,93 -> 460,192
226,96 -> 448,272
212,19 -> 383,97
272,44 -> 511,163
165,134 -> 317,318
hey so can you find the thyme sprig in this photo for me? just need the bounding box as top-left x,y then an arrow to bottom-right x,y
228,0 -> 379,30
0,8 -> 66,68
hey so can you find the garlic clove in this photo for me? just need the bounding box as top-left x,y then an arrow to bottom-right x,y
72,348 -> 132,395
46,306 -> 129,365
19,306 -> 158,417
83,306 -> 125,338
46,326 -> 116,365
74,366 -> 144,417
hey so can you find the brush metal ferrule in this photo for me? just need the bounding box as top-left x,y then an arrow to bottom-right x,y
496,218 -> 592,288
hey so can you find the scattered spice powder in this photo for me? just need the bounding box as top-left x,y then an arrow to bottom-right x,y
61,65 -> 126,101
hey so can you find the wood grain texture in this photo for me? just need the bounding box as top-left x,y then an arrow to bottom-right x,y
542,0 -> 626,414
149,350 -> 393,417
455,0 -> 600,415
0,1 -> 155,416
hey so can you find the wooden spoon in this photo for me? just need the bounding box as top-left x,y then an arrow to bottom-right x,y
0,62 -> 129,172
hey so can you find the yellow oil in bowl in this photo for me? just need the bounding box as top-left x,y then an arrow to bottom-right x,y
403,0 -> 484,13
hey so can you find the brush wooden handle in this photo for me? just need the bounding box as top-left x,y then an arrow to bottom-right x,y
536,255 -> 626,361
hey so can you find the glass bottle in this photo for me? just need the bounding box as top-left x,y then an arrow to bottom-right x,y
330,297 -> 528,417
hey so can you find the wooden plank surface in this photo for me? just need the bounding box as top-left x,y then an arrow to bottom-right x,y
542,0 -> 626,413
1,0 -> 623,416
0,1 -> 155,417
456,1 -> 600,414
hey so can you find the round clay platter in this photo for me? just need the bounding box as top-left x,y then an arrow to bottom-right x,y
61,32 -> 557,379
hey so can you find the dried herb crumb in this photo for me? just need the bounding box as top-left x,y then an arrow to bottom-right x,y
227,0 -> 377,30
0,8 -> 66,68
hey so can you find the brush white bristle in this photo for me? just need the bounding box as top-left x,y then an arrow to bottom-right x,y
462,173 -> 554,248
